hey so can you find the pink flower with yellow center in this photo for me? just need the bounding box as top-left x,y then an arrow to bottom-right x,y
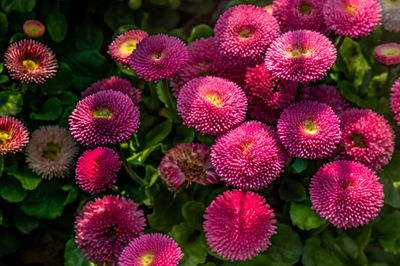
374,43 -> 400,66
0,116 -> 29,155
23,20 -> 45,38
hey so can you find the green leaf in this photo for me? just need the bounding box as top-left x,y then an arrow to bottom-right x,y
13,211 -> 38,235
290,202 -> 323,231
179,0 -> 214,14
75,20 -> 104,51
41,62 -> 72,95
68,50 -> 109,78
0,176 -> 27,203
182,201 -> 205,230
0,91 -> 23,116
11,0 -> 36,12
173,124 -> 195,145
376,210 -> 400,254
145,119 -> 173,148
279,180 -> 306,202
188,24 -> 214,43
60,91 -> 78,106
47,12 -> 68,43
145,165 -> 159,187
302,235 -> 344,266
196,132 -> 214,146
104,2 -> 135,30
289,158 -> 308,174
30,97 -> 62,121
0,12 -> 8,38
62,184 -> 79,206
0,75 -> 9,84
0,229 -> 18,255
381,176 -> 400,208
64,238 -> 95,266
127,143 -> 164,166
6,164 -> 42,190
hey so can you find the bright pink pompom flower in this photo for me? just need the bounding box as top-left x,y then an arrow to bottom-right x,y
374,43 -> 400,66
301,84 -> 350,114
391,77 -> 400,126
0,116 -> 29,155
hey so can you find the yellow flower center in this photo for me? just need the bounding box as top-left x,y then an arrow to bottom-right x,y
205,92 -> 223,107
150,51 -> 165,61
346,5 -> 355,16
119,40 -> 139,55
42,142 -> 62,160
304,120 -> 318,135
26,25 -> 41,35
238,28 -> 254,40
351,133 -> 366,148
242,140 -> 253,153
92,108 -> 113,119
290,48 -> 310,58
141,253 -> 155,265
380,47 -> 400,57
22,59 -> 39,71
299,2 -> 313,16
0,131 -> 13,146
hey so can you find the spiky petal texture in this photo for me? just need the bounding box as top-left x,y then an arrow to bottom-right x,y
265,30 -> 336,83
4,39 -> 57,84
177,76 -> 247,135
0,116 -> 29,155
374,43 -> 400,66
23,20 -> 45,38
379,0 -> 400,32
277,101 -> 341,159
69,90 -> 140,147
244,63 -> 297,123
204,190 -> 277,261
159,143 -> 218,193
338,108 -> 394,171
129,34 -> 188,82
107,30 -> 148,67
323,0 -> 382,38
119,234 -> 183,266
76,147 -> 122,194
391,78 -> 400,125
301,84 -> 350,114
214,4 -> 280,67
26,126 -> 78,179
74,195 -> 145,266
171,37 -> 245,98
273,0 -> 329,34
211,121 -> 286,190
310,161 -> 384,229
81,76 -> 141,105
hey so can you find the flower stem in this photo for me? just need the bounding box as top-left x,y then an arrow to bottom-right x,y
114,145 -> 147,187
162,79 -> 178,122
336,35 -> 346,50
384,65 -> 393,97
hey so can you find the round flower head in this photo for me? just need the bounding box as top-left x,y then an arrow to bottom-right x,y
379,0 -> 400,32
4,39 -> 57,84
301,84 -> 350,114
76,147 -> 122,194
0,116 -> 29,155
69,90 -> 140,147
214,4 -> 280,67
277,101 -> 342,159
391,77 -> 400,125
211,121 -> 286,190
26,126 -> 78,179
244,63 -> 297,123
81,76 -> 141,105
159,143 -> 217,193
23,20 -> 45,38
108,29 -> 148,68
130,34 -> 188,82
265,30 -> 336,83
374,43 -> 400,66
338,108 -> 394,171
119,234 -> 183,266
74,195 -> 145,265
177,76 -> 247,135
273,0 -> 329,34
204,190 -> 277,261
310,161 -> 384,229
323,0 -> 382,38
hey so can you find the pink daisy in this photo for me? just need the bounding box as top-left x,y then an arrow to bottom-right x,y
301,84 -> 350,114
204,190 -> 277,261
323,0 -> 382,38
23,20 -> 45,38
130,34 -> 188,82
177,76 -> 247,136
69,90 -> 140,147
74,195 -> 146,265
214,4 -> 280,67
26,126 -> 78,179
338,108 -> 395,171
277,101 -> 342,159
310,161 -> 384,229
0,116 -> 29,155
107,29 -> 148,67
374,43 -> 400,66
211,121 -> 286,190
265,30 -> 336,83
390,77 -> 400,125
119,233 -> 183,266
4,39 -> 57,84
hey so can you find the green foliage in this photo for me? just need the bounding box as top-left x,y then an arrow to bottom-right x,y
289,202 -> 324,231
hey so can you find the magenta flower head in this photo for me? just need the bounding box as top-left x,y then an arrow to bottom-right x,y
177,76 -> 247,135
338,108 -> 395,171
130,34 -> 188,82
119,233 -> 183,266
380,0 -> 400,32
23,20 -> 45,38
277,101 -> 342,159
74,195 -> 145,265
214,4 -> 280,67
323,0 -> 381,38
69,90 -> 140,147
265,30 -> 336,83
391,77 -> 400,125
211,121 -> 286,190
273,0 -> 329,34
26,126 -> 78,179
4,39 -> 57,84
0,116 -> 29,155
244,63 -> 297,123
159,143 -> 217,193
81,76 -> 141,105
76,147 -> 122,194
204,190 -> 277,261
310,161 -> 384,229
374,43 -> 400,66
108,29 -> 148,67
301,84 -> 350,114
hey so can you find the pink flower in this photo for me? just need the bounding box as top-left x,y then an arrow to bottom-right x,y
301,84 -> 350,114
390,77 -> 400,126
310,160 -> 384,229
0,116 -> 29,155
23,20 -> 45,38
374,43 -> 400,66
204,190 -> 277,261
